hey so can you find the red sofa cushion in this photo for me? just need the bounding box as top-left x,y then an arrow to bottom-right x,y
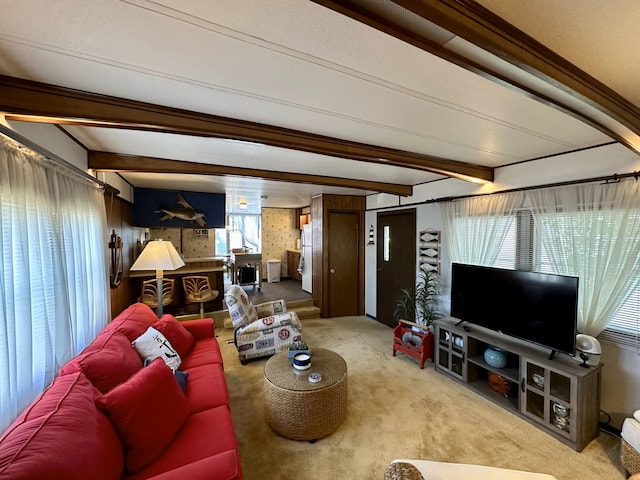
96,358 -> 189,474
0,372 -> 123,480
112,302 -> 159,342
183,364 -> 230,412
180,318 -> 216,340
155,315 -> 195,358
59,331 -> 142,393
130,453 -> 240,480
124,406 -> 241,480
179,338 -> 224,369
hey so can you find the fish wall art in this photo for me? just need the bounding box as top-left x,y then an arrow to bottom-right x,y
133,188 -> 226,228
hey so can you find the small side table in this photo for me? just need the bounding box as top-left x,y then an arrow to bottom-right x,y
263,348 -> 348,441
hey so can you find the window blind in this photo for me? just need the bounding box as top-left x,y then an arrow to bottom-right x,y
599,286 -> 639,350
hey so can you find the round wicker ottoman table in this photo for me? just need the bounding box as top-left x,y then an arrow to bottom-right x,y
263,348 -> 348,441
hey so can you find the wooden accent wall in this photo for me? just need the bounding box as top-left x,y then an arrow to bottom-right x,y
105,191 -> 144,318
311,194 -> 365,317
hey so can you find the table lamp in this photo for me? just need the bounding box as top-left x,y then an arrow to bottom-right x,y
130,239 -> 185,317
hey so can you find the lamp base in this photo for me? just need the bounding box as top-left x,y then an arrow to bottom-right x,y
156,277 -> 163,318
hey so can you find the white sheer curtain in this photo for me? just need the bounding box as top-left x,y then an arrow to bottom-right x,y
528,179 -> 640,337
0,136 -> 109,431
230,214 -> 261,252
441,192 -> 525,265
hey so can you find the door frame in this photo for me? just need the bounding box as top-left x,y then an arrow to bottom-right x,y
311,195 -> 366,318
327,210 -> 362,317
375,208 -> 416,327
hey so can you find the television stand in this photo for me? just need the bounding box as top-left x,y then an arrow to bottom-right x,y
434,317 -> 602,452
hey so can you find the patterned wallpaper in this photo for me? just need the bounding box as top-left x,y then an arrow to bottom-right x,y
261,208 -> 301,277
148,227 -> 215,259
149,208 -> 301,277
148,228 -> 181,251
181,228 -> 215,259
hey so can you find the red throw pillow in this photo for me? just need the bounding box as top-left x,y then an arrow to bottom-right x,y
155,314 -> 195,358
114,302 -> 159,341
59,332 -> 142,393
0,372 -> 123,480
95,358 -> 189,474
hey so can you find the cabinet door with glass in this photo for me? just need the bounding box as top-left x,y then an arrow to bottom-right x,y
520,359 -> 576,443
435,324 -> 466,381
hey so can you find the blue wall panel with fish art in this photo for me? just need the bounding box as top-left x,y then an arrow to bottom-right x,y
133,188 -> 226,228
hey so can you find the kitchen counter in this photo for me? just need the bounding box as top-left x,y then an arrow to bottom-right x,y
183,256 -> 227,263
128,265 -> 225,278
287,250 -> 301,281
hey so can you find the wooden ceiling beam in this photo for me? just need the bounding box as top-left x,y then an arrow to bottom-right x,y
311,0 -> 640,152
0,75 -> 494,182
88,151 -> 414,197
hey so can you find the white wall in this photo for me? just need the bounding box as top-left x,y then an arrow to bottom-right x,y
4,119 -> 88,171
2,118 -> 134,203
365,143 -> 640,428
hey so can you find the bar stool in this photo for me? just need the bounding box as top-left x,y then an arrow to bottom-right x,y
182,276 -> 219,318
141,278 -> 175,316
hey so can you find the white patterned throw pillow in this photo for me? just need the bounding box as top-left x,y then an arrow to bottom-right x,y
133,327 -> 182,370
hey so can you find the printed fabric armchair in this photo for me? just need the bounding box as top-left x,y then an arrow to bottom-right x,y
224,285 -> 302,364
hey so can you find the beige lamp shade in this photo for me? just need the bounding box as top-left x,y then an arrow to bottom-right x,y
130,240 -> 185,277
131,240 -> 184,317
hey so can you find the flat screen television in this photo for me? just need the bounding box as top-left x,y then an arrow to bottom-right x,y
450,263 -> 578,357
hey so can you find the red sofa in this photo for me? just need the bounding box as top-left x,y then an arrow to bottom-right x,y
0,302 -> 242,480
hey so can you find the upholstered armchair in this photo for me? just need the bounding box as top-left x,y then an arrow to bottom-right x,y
224,285 -> 302,364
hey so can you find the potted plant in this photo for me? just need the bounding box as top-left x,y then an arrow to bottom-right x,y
288,341 -> 310,359
391,269 -> 442,368
414,268 -> 442,329
393,268 -> 442,329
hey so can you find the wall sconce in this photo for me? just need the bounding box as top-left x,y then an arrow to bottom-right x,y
367,225 -> 375,245
239,199 -> 247,210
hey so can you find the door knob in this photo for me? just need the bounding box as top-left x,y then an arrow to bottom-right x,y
330,268 -> 336,273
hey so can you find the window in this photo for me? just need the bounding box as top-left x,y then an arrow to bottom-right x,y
213,228 -> 227,255
497,208 -> 639,351
226,214 -> 261,253
0,137 -> 109,431
492,210 -> 534,271
599,284 -> 640,349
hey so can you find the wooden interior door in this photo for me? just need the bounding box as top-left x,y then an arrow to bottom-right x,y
328,211 -> 359,317
376,209 -> 416,327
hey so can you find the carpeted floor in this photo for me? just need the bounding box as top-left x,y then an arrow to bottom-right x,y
217,316 -> 625,480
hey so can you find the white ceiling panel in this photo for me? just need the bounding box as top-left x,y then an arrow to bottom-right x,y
64,126 -> 442,185
0,0 -> 637,208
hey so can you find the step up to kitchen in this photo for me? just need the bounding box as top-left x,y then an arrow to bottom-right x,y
219,299 -> 319,330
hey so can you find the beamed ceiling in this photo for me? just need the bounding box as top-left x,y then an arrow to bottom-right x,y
0,0 -> 638,213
